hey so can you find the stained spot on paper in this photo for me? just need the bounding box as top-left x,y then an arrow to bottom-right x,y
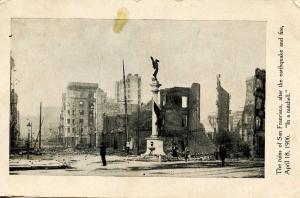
113,7 -> 129,33
293,0 -> 300,9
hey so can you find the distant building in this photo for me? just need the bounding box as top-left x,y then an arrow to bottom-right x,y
43,106 -> 61,140
216,75 -> 230,133
19,106 -> 61,147
61,82 -> 98,147
229,110 -> 243,132
203,113 -> 217,140
208,113 -> 217,132
115,73 -> 141,104
95,88 -> 138,146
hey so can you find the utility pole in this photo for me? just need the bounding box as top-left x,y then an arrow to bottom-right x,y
38,102 -> 42,149
136,102 -> 141,155
122,60 -> 129,154
80,122 -> 83,145
56,128 -> 59,149
30,122 -> 32,148
27,133 -> 30,159
26,122 -> 31,159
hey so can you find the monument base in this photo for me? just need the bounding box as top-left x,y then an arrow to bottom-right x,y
142,137 -> 166,156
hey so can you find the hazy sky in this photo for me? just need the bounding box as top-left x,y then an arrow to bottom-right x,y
11,19 -> 266,120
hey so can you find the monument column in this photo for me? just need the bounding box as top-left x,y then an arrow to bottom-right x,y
151,79 -> 161,138
143,56 -> 166,156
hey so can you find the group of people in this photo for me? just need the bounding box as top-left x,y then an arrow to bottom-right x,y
171,144 -> 190,162
99,142 -> 227,167
172,144 -> 227,166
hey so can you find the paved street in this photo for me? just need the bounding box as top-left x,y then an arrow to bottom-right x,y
10,154 -> 264,177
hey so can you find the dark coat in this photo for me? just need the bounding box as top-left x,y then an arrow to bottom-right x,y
219,146 -> 227,160
100,144 -> 106,156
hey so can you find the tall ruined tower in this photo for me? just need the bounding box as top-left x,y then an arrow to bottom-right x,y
189,83 -> 201,131
216,75 -> 230,134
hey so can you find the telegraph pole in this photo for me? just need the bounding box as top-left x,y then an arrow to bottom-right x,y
122,60 -> 129,154
38,102 -> 42,149
30,122 -> 33,148
136,102 -> 141,155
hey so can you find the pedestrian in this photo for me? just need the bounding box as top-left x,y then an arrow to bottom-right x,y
99,142 -> 107,166
184,146 -> 190,162
214,147 -> 219,160
172,143 -> 178,159
219,145 -> 227,167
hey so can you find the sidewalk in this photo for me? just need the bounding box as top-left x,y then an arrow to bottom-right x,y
10,159 -> 70,171
9,154 -> 264,177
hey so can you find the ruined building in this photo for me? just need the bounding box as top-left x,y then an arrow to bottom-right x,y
60,82 -> 98,147
160,83 -> 214,153
115,73 -> 141,104
254,68 -> 265,158
241,77 -> 255,143
10,55 -> 20,151
216,75 -> 230,134
242,68 -> 265,158
59,80 -> 141,148
10,89 -> 20,150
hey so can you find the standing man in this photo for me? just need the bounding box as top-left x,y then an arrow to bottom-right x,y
172,143 -> 179,159
219,145 -> 227,166
100,142 -> 107,166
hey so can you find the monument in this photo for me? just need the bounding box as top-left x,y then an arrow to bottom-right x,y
143,56 -> 166,156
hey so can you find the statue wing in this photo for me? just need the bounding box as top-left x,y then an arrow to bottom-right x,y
150,56 -> 154,63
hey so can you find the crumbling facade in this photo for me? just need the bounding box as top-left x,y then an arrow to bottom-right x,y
241,68 -> 265,158
10,55 -> 20,151
10,89 -> 20,150
159,83 -> 214,153
242,77 -> 255,143
216,75 -> 230,134
96,88 -> 138,147
253,68 -> 265,158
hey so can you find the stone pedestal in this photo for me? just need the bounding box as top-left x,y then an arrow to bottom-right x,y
143,137 -> 165,156
142,78 -> 166,157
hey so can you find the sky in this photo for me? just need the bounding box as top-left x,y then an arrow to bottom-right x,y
11,19 -> 266,121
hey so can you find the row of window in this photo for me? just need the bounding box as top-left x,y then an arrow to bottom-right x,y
66,110 -> 85,115
66,127 -> 84,133
64,101 -> 85,110
66,118 -> 94,126
67,118 -> 84,124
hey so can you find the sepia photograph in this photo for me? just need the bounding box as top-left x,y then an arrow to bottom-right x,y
9,18 -> 266,178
